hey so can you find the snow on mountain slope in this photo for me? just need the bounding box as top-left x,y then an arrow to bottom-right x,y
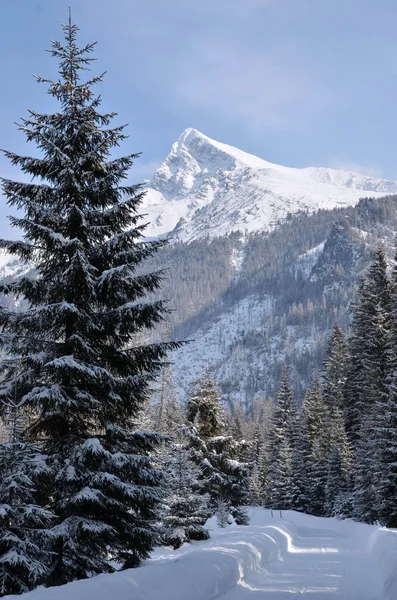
170,290 -> 323,404
11,508 -> 397,600
171,294 -> 275,402
295,242 -> 326,279
141,128 -> 397,242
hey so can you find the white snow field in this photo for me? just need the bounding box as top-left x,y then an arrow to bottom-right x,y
8,508 -> 397,600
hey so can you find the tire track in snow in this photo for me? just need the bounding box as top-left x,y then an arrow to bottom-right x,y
218,518 -> 382,599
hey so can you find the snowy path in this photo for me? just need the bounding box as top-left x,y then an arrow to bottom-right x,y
219,522 -> 382,599
8,509 -> 397,600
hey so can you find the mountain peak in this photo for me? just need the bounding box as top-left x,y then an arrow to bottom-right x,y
151,128 -> 237,199
176,127 -> 208,145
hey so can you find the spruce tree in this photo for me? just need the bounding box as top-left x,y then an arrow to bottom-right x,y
322,323 -> 348,418
343,278 -> 368,442
185,374 -> 250,524
161,430 -> 209,549
187,372 -> 224,439
324,408 -> 352,517
378,246 -> 397,526
206,435 -> 251,525
0,15 -> 179,585
345,249 -> 391,442
303,379 -> 329,516
267,366 -> 295,510
349,249 -> 390,523
360,249 -> 390,413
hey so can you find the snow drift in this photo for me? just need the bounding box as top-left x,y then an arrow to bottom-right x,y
6,508 -> 397,599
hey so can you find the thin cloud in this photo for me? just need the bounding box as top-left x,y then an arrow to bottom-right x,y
328,157 -> 388,180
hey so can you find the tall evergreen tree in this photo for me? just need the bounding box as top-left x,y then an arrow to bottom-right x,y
0,15 -> 179,585
343,278 -> 368,442
267,366 -> 295,510
322,322 -> 348,418
303,379 -> 329,516
344,249 -> 390,442
161,429 -> 209,549
360,249 -> 390,412
186,374 -> 250,524
206,435 -> 251,525
378,246 -> 397,527
324,408 -> 353,517
187,372 -> 224,439
348,249 -> 390,523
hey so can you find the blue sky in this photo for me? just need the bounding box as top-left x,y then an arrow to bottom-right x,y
1,0 -> 397,237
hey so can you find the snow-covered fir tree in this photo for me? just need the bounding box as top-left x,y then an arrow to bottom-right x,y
377,247 -> 397,527
322,322 -> 348,418
349,249 -> 390,523
187,371 -> 225,439
267,366 -> 295,510
206,435 -> 251,525
0,15 -> 179,586
344,250 -> 390,443
161,429 -> 209,549
324,408 -> 353,517
186,373 -> 251,525
303,379 -> 329,516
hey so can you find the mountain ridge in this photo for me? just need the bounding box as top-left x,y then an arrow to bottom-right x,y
141,128 -> 397,242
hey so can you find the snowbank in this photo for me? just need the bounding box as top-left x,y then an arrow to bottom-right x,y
5,508 -> 397,599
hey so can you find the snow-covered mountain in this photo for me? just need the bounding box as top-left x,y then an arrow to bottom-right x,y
142,128 -> 397,242
2,131 -> 397,409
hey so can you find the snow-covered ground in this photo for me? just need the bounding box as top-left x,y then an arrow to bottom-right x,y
10,508 -> 397,600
